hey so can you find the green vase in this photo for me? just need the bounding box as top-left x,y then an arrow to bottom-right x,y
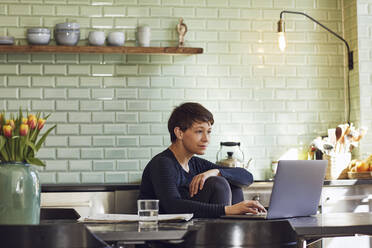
0,162 -> 41,225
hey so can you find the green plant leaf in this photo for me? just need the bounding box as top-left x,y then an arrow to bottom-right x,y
25,138 -> 37,155
0,136 -> 5,151
43,113 -> 52,120
19,137 -> 25,162
12,136 -> 19,161
0,150 -> 9,161
10,137 -> 14,161
0,136 -> 9,161
26,157 -> 45,166
4,139 -> 11,161
35,124 -> 56,151
0,111 -> 5,125
30,128 -> 39,144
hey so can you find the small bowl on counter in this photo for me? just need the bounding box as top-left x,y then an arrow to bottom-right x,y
27,28 -> 51,45
55,22 -> 80,46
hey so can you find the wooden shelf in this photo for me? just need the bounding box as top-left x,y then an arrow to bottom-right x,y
0,45 -> 203,55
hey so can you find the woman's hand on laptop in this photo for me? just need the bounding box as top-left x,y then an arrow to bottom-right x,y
225,200 -> 267,215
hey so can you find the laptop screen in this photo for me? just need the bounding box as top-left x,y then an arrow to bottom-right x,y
266,160 -> 327,219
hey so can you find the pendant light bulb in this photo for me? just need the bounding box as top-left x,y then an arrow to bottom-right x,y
277,18 -> 286,52
278,32 -> 286,52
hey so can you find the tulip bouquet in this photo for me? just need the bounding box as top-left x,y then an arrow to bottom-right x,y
0,110 -> 56,166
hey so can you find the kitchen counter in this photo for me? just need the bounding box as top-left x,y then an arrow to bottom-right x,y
41,179 -> 372,215
25,211 -> 372,247
41,179 -> 372,192
87,218 -> 297,247
323,179 -> 372,186
3,209 -> 372,247
87,213 -> 372,247
259,179 -> 372,186
41,183 -> 140,192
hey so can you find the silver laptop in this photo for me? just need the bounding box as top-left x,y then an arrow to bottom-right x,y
223,160 -> 327,220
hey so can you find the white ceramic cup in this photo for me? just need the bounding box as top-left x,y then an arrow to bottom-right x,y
88,31 -> 105,46
107,32 -> 125,46
136,26 -> 151,47
137,199 -> 159,226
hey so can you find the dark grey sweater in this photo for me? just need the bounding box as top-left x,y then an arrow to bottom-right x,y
139,148 -> 253,218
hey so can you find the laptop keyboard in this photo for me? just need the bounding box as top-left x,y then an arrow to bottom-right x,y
245,212 -> 267,216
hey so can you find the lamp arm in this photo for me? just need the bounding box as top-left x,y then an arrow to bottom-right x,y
280,10 -> 353,70
280,10 -> 352,123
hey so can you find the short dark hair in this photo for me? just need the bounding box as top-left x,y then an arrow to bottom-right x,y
168,102 -> 214,142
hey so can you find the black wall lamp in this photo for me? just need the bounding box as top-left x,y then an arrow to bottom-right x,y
277,10 -> 354,123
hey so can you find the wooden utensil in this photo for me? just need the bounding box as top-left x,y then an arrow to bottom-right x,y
335,126 -> 342,153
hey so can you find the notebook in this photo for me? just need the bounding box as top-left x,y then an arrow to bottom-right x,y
222,160 -> 327,220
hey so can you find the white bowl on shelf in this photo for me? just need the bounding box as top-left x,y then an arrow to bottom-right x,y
88,31 -> 105,46
55,22 -> 80,30
27,28 -> 50,45
107,32 -> 125,46
55,23 -> 80,46
55,30 -> 80,46
0,36 -> 14,45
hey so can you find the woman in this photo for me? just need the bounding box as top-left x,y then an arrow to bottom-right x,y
139,102 -> 266,218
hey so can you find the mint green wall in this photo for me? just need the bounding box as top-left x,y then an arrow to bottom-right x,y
341,0 -> 372,159
343,0 -> 360,157
356,0 -> 372,157
0,0 -> 349,183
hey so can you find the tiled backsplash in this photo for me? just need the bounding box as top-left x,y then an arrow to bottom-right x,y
356,0 -> 372,156
0,0 -> 366,183
343,0 -> 361,156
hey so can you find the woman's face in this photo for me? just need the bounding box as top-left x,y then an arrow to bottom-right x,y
180,121 -> 212,155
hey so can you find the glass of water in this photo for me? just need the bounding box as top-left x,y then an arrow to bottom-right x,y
137,199 -> 159,226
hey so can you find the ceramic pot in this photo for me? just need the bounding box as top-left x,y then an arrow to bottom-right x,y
107,32 -> 125,46
0,162 -> 41,224
88,31 -> 105,46
55,23 -> 80,46
55,29 -> 80,46
27,28 -> 51,45
136,26 -> 151,47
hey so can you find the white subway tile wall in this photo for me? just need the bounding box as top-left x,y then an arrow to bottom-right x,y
0,0 -> 362,183
356,0 -> 372,156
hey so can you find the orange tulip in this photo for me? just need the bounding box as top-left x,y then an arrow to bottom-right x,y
3,125 -> 12,138
37,118 -> 46,130
22,117 -> 28,124
6,119 -> 15,129
20,124 -> 29,136
28,115 -> 37,129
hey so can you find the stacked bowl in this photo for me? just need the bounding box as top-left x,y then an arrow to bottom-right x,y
27,28 -> 51,45
55,23 -> 80,46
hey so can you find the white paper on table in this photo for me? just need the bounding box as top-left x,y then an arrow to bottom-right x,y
78,213 -> 193,223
